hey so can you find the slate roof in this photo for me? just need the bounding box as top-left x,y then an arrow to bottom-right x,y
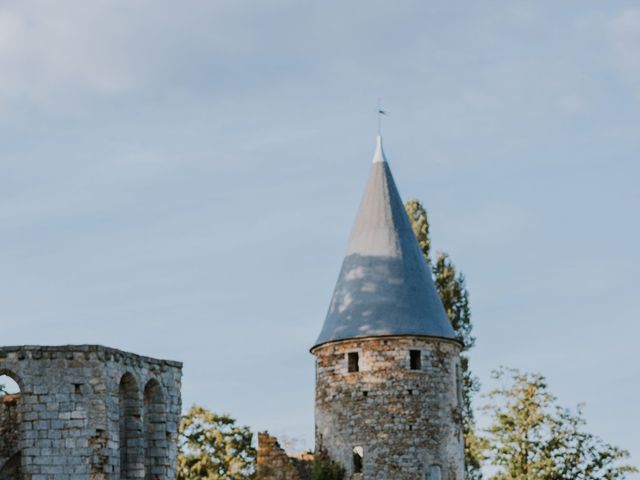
313,136 -> 457,349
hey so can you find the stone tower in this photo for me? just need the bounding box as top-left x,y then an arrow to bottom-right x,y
311,137 -> 465,480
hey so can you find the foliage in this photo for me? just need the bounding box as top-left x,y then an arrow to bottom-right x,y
311,450 -> 345,480
483,367 -> 637,480
465,426 -> 489,477
405,199 -> 482,480
178,405 -> 256,480
433,253 -> 474,349
404,199 -> 431,262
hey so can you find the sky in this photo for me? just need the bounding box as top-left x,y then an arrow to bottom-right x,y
0,0 -> 638,473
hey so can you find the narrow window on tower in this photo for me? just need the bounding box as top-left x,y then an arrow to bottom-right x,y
456,364 -> 463,406
353,446 -> 364,473
347,352 -> 359,373
410,350 -> 421,370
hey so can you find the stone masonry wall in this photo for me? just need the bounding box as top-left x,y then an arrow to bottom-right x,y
0,345 -> 182,480
0,394 -> 20,469
313,336 -> 464,480
256,433 -> 312,480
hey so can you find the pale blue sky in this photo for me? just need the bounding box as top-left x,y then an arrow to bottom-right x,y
0,0 -> 638,473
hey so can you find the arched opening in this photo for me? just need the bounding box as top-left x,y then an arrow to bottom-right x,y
144,379 -> 168,480
0,373 -> 22,480
352,446 -> 363,475
119,373 -> 144,479
428,464 -> 442,480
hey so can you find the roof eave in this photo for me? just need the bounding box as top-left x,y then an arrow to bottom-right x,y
310,333 -> 464,354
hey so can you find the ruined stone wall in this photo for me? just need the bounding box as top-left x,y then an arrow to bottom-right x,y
0,394 -> 20,467
313,336 -> 464,480
0,345 -> 182,480
256,433 -> 312,480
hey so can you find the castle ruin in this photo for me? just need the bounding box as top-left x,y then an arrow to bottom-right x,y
0,345 -> 182,479
3,135 -> 464,480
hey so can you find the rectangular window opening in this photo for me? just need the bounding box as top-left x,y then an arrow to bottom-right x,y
456,364 -> 463,406
410,350 -> 421,370
348,352 -> 359,373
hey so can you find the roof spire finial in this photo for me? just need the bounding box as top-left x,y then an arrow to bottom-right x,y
374,99 -> 388,164
373,134 -> 386,164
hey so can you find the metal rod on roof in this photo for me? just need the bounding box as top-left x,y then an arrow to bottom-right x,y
377,98 -> 387,136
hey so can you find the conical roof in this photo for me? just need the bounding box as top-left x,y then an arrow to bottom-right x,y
313,136 -> 457,349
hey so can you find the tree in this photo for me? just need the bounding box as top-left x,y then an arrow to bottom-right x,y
404,199 -> 431,263
405,199 -> 483,480
483,368 -> 637,480
178,405 -> 256,480
433,253 -> 474,348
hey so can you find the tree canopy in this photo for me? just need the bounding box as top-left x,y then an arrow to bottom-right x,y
483,368 -> 637,480
178,405 -> 256,480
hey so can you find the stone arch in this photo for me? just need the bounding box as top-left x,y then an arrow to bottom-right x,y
352,445 -> 364,475
143,379 -> 169,480
0,370 -> 23,479
119,372 -> 144,479
0,369 -> 24,393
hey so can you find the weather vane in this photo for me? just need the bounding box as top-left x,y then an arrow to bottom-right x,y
377,98 -> 387,136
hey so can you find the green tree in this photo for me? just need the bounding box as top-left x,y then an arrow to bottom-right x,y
178,405 -> 256,480
483,368 -> 637,480
405,199 -> 482,480
404,199 -> 431,263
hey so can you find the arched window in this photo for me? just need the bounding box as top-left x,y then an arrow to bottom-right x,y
0,372 -> 22,479
352,446 -> 363,474
144,379 -> 168,480
428,464 -> 442,480
119,373 -> 144,479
